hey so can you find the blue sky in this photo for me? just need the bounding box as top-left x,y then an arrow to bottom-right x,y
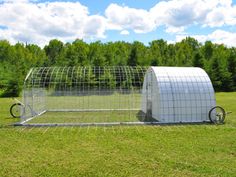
0,0 -> 236,46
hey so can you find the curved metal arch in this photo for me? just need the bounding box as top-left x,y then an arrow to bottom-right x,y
42,67 -> 54,88
48,66 -> 58,90
24,66 -> 148,89
58,66 -> 67,91
64,66 -> 72,91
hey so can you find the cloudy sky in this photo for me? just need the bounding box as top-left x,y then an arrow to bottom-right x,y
0,0 -> 236,46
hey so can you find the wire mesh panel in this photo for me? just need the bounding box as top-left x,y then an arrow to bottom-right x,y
22,66 -> 148,125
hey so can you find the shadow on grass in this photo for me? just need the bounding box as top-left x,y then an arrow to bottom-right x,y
136,110 -> 158,122
136,110 -> 218,127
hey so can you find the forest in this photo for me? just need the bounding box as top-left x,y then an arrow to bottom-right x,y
0,37 -> 236,97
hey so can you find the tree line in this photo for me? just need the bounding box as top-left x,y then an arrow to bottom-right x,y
0,37 -> 235,97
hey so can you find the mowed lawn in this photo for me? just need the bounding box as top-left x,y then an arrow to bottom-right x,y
0,93 -> 235,176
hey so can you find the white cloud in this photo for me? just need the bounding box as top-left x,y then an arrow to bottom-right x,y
0,0 -> 236,46
176,29 -> 236,47
120,30 -> 129,35
104,0 -> 236,36
83,15 -> 106,39
165,26 -> 185,34
0,1 -> 106,46
105,3 -> 155,33
150,0 -> 208,29
1,0 -> 29,2
205,3 -> 236,27
150,0 -> 236,31
208,30 -> 236,46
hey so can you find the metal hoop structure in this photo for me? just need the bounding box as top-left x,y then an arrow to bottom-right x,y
20,66 -> 148,125
18,66 -> 216,126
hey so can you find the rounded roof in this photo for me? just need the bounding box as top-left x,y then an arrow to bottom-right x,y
149,66 -> 215,94
24,66 -> 148,89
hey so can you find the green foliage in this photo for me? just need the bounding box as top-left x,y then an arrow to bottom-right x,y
192,52 -> 204,68
65,40 -> 89,66
44,39 -> 65,65
227,48 -> 236,90
100,69 -> 116,89
149,39 -> 169,66
128,41 -> 147,66
209,45 -> 233,91
0,37 -> 236,97
0,64 -> 21,97
88,41 -> 106,66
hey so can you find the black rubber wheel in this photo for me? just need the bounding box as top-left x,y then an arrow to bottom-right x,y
209,106 -> 226,124
10,103 -> 24,118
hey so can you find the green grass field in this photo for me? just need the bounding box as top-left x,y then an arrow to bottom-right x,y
0,92 -> 236,176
